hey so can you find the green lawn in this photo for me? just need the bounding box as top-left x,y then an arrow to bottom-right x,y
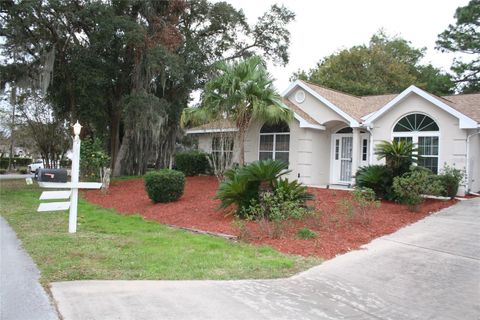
0,179 -> 318,284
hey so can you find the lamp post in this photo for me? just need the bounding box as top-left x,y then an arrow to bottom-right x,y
69,121 -> 82,233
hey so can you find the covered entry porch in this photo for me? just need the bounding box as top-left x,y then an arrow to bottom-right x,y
325,122 -> 370,186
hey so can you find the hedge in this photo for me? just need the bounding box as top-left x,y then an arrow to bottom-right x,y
0,157 -> 32,169
144,169 -> 185,203
174,151 -> 210,176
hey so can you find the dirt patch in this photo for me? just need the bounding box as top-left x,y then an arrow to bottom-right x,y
84,176 -> 456,259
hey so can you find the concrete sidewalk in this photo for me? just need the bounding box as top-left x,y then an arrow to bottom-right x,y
51,199 -> 480,320
0,217 -> 59,320
0,173 -> 33,180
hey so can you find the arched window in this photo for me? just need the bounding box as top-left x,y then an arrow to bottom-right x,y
393,113 -> 440,173
259,122 -> 290,163
393,114 -> 439,132
336,127 -> 353,134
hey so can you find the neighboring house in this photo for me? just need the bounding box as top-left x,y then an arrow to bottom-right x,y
0,145 -> 31,158
187,80 -> 480,194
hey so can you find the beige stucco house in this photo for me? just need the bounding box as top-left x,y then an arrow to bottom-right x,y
187,80 -> 480,194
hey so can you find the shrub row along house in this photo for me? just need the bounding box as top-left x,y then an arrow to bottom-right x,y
187,80 -> 480,195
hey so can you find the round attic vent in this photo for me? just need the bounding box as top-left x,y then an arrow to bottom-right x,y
295,90 -> 305,103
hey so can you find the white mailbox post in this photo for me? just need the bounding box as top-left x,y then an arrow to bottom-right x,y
37,121 -> 102,233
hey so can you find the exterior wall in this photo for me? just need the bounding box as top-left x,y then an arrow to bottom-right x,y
370,94 -> 468,173
197,133 -> 240,163
196,122 -> 350,187
198,134 -> 213,153
286,90 -> 346,125
244,118 -> 331,186
468,131 -> 480,193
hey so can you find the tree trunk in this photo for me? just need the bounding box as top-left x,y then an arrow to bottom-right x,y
113,135 -> 128,176
109,110 -> 121,171
238,127 -> 246,166
236,115 -> 251,167
7,86 -> 16,172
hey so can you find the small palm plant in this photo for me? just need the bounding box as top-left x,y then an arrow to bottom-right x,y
216,160 -> 312,218
375,140 -> 418,176
181,56 -> 293,166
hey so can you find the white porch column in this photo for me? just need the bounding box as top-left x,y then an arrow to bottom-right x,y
351,127 -> 361,182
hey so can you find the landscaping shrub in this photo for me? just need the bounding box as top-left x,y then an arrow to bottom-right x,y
217,168 -> 260,217
393,169 -> 443,211
80,138 -> 110,181
60,159 -> 72,168
297,228 -> 317,239
375,140 -> 418,177
437,165 -> 464,198
241,187 -> 310,221
17,167 -> 28,174
273,178 -> 315,203
175,151 -> 210,176
144,169 -> 185,203
355,165 -> 394,199
240,188 -> 310,238
216,159 -> 312,219
0,157 -> 32,169
339,187 -> 380,224
0,169 -> 6,174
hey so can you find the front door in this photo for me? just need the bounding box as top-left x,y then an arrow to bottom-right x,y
332,135 -> 353,183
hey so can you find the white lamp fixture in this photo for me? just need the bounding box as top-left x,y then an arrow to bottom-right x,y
73,121 -> 82,136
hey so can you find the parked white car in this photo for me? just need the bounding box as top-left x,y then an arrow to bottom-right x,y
28,159 -> 44,173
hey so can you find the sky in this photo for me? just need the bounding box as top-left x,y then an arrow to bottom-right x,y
221,0 -> 471,92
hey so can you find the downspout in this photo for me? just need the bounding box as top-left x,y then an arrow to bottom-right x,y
465,128 -> 480,193
365,125 -> 374,165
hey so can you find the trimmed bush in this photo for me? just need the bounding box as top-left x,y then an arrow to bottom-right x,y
0,169 -> 6,174
355,165 -> 394,199
0,157 -> 33,169
144,169 -> 185,203
17,167 -> 28,174
393,170 -> 443,211
175,151 -> 210,176
438,165 -> 463,198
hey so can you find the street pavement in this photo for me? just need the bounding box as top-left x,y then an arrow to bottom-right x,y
50,198 -> 480,320
0,217 -> 59,320
0,174 -> 33,180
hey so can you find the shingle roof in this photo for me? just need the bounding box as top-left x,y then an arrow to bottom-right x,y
442,93 -> 480,123
282,98 -> 321,125
300,80 -> 480,123
187,82 -> 479,134
186,99 -> 321,133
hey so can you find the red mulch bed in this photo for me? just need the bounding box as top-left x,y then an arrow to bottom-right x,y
84,176 -> 456,260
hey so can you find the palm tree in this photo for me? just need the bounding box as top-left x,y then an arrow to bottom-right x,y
181,56 -> 293,166
375,140 -> 419,176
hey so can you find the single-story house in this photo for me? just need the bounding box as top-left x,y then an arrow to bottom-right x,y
187,80 -> 480,194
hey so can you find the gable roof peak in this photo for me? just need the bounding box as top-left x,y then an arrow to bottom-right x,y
298,80 -> 363,99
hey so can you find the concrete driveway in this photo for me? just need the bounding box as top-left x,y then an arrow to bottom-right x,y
51,198 -> 480,320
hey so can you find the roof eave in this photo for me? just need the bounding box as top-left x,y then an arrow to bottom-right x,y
282,80 -> 361,127
364,85 -> 478,129
185,128 -> 238,134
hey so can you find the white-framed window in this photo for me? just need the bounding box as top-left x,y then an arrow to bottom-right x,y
259,122 -> 290,163
362,138 -> 368,161
392,113 -> 440,174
